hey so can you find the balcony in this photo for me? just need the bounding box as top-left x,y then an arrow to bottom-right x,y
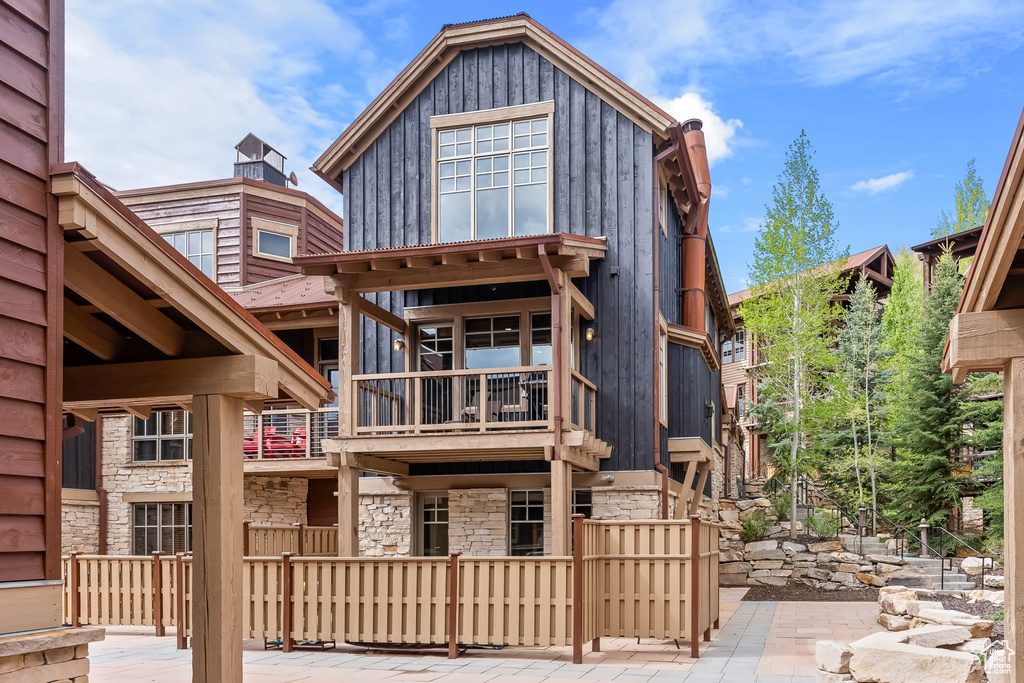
242,406 -> 338,476
332,365 -> 607,471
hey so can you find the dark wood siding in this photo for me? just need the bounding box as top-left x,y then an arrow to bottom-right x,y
61,419 -> 95,490
243,194 -> 304,284
304,209 -> 344,255
666,344 -> 721,448
0,0 -> 63,582
343,43 -> 657,472
659,195 -> 684,325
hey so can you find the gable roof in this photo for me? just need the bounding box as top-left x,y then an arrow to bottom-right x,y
727,245 -> 894,310
313,13 -> 675,185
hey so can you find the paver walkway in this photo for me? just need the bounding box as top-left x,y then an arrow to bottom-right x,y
85,590 -> 881,682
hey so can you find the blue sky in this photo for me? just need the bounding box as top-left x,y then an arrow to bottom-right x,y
65,1 -> 1024,293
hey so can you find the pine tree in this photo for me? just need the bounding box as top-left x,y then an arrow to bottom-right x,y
963,373 -> 1004,544
741,131 -> 848,538
888,253 -> 965,527
934,159 -> 989,238
880,249 -> 924,451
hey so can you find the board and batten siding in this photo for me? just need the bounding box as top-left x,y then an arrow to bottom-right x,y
129,193 -> 243,288
667,344 -> 721,450
0,0 -> 64,582
342,42 -> 658,472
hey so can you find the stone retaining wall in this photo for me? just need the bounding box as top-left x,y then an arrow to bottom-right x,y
0,628 -> 104,683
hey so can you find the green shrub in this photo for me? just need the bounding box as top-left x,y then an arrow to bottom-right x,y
805,509 -> 840,539
771,492 -> 792,521
992,609 -> 1005,621
740,511 -> 771,543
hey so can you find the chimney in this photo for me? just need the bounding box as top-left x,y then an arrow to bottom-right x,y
233,133 -> 289,187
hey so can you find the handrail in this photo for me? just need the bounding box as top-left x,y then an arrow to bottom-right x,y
929,525 -> 992,587
353,365 -> 552,381
764,476 -> 860,542
891,525 -> 956,590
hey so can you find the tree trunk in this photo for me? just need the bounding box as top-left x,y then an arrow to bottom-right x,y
791,292 -> 801,540
865,349 -> 877,535
851,414 -> 863,503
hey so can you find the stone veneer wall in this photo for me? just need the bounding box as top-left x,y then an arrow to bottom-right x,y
359,491 -> 412,556
448,488 -> 508,555
102,415 -> 192,554
244,477 -> 307,525
61,498 -> 100,554
962,497 -> 984,531
592,485 -> 680,520
0,628 -> 104,683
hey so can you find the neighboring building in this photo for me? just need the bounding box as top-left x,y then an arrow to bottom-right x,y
295,13 -> 735,558
725,245 -> 895,480
945,106 -> 1023,681
911,225 -> 983,297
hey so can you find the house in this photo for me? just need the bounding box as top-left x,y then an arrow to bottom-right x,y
2,2 -> 332,680
292,13 -> 735,558
60,138 -> 345,556
945,107 -> 1023,681
725,245 -> 895,482
911,225 -> 983,297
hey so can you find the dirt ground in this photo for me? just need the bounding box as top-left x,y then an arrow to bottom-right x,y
741,585 -> 880,602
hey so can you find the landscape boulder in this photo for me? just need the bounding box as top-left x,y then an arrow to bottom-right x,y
960,556 -> 994,576
902,624 -> 971,649
855,572 -> 888,587
984,575 -> 1005,589
807,540 -> 842,553
849,641 -> 982,683
815,640 -> 852,674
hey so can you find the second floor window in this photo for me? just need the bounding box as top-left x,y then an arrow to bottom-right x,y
737,384 -> 745,417
722,329 -> 746,364
164,229 -> 214,279
437,117 -> 549,243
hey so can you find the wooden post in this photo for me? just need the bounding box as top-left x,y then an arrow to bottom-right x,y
551,459 -> 572,556
69,551 -> 80,628
572,513 -> 584,665
448,552 -> 460,659
1004,357 -> 1023,683
281,553 -> 293,653
336,283 -> 360,438
176,553 -> 186,650
295,523 -> 305,556
152,551 -> 165,637
191,393 -> 245,683
242,521 -> 250,556
338,464 -> 359,557
689,467 -> 710,518
690,515 -> 701,659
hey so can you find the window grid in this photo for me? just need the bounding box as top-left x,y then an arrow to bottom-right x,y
572,489 -> 592,518
132,410 -> 193,462
164,229 -> 213,279
421,495 -> 449,557
734,329 -> 746,363
737,384 -> 745,418
133,502 -> 192,555
437,117 -> 549,243
509,489 -> 544,556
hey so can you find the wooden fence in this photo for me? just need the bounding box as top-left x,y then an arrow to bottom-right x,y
243,523 -> 339,557
63,517 -> 718,663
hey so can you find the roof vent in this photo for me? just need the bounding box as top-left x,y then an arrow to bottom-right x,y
234,133 -> 290,187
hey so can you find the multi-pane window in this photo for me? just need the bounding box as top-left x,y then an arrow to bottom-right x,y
510,489 -> 544,556
734,329 -> 746,363
133,502 -> 192,555
133,410 -> 192,462
465,316 -> 520,370
164,229 -> 214,279
421,495 -> 449,557
722,339 -> 733,364
737,384 -> 745,418
572,489 -> 592,518
418,324 -> 454,371
437,117 -> 549,243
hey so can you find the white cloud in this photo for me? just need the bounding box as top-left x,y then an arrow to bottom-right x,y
851,170 -> 914,194
741,217 -> 761,233
580,0 -> 1024,90
653,92 -> 743,167
64,1 -> 403,214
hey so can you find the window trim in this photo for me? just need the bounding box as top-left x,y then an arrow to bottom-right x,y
132,410 -> 193,462
417,491 -> 450,557
659,315 -> 668,426
508,488 -> 546,556
430,101 -> 555,244
251,217 -> 298,263
132,501 -> 192,555
151,218 -> 218,280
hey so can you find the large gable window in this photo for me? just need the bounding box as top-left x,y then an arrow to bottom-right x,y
433,103 -> 553,244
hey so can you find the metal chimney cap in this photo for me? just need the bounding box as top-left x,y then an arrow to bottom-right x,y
681,119 -> 703,134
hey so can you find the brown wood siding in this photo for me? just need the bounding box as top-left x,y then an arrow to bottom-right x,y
304,209 -> 344,255
243,194 -> 303,285
129,193 -> 243,287
0,0 -> 63,583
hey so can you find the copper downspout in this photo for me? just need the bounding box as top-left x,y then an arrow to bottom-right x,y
96,417 -> 107,555
681,120 -> 711,332
538,244 -> 562,461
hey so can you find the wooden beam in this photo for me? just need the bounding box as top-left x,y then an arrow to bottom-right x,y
329,451 -> 409,477
1003,357 -> 1024,682
123,405 -> 152,420
689,468 -> 710,517
338,464 -> 359,557
675,461 -> 698,519
358,297 -> 407,334
64,355 -> 279,404
568,282 -> 595,321
479,250 -> 504,263
559,446 -> 599,472
370,258 -> 402,271
551,459 -> 572,555
64,298 -> 125,361
64,247 -> 187,357
948,309 -> 1024,380
406,256 -> 435,268
65,407 -> 100,423
440,253 -> 468,266
337,261 -> 369,274
191,394 -> 244,683
242,400 -> 265,415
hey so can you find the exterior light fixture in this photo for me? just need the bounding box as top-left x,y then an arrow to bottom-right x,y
394,339 -> 405,352
585,327 -> 595,342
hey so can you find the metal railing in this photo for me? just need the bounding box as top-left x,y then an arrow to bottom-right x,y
928,525 -> 993,588
353,366 -> 555,435
243,407 -> 338,459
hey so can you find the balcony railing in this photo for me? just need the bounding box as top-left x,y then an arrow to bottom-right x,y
243,407 -> 338,459
569,369 -> 596,433
353,366 -> 553,435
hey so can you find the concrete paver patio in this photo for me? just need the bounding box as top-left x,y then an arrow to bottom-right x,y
85,589 -> 881,682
